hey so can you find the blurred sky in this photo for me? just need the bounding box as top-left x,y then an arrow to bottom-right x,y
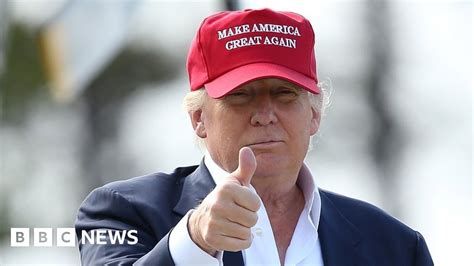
1,0 -> 472,265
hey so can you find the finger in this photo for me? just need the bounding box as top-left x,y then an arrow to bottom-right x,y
218,234 -> 252,252
232,186 -> 261,212
218,222 -> 252,241
232,147 -> 256,187
225,205 -> 258,228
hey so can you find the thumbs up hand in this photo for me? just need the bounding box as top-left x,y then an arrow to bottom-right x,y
188,147 -> 261,255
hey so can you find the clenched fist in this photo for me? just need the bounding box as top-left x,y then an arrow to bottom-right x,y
188,147 -> 261,255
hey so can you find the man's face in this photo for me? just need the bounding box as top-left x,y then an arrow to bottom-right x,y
193,78 -> 320,178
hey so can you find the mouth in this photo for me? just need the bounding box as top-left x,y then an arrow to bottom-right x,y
247,140 -> 283,149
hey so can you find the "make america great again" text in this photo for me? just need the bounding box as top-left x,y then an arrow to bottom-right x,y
217,23 -> 301,50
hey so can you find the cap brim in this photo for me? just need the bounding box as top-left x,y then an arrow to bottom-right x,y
204,62 -> 319,98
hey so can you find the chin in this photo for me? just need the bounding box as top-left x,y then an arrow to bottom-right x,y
254,155 -> 288,174
253,168 -> 280,179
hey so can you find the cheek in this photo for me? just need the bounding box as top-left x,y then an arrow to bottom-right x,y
282,107 -> 314,134
207,114 -> 247,144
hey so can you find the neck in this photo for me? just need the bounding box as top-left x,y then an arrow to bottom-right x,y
252,172 -> 302,211
253,173 -> 305,266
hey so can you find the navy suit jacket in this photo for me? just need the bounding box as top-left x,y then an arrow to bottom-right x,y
75,161 -> 434,265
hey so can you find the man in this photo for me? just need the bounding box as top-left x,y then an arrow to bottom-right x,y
75,8 -> 434,265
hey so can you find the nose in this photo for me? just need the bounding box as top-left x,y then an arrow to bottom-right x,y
250,95 -> 278,126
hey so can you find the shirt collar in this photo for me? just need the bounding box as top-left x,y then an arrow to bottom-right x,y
204,151 -> 321,228
204,151 -> 230,186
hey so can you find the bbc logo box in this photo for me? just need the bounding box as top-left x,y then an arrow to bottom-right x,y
10,228 -> 29,247
11,228 -> 76,247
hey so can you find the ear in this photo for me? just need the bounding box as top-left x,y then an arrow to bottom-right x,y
190,109 -> 207,138
309,107 -> 321,136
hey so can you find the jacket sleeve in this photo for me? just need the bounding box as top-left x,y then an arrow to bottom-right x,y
413,231 -> 434,266
75,186 -> 175,266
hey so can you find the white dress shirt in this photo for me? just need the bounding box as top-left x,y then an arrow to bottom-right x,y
169,152 -> 324,266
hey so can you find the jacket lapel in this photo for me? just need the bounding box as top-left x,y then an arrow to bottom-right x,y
318,190 -> 370,266
173,160 -> 216,216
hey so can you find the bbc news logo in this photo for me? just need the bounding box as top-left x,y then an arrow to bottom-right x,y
11,228 -> 138,247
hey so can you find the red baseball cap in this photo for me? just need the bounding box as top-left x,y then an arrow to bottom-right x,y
187,8 -> 319,98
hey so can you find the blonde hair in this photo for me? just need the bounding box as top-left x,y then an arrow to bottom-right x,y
183,80 -> 332,151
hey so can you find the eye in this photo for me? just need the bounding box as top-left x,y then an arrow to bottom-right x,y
224,90 -> 253,104
228,91 -> 249,97
275,87 -> 299,101
278,89 -> 297,95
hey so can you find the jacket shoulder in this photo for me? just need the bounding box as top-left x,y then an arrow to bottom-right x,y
76,165 -> 199,236
78,165 -> 199,232
320,189 -> 416,237
319,189 -> 434,265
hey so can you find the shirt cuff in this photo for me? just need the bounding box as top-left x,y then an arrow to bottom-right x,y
169,209 -> 224,265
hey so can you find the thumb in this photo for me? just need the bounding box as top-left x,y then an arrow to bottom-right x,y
232,147 -> 257,187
